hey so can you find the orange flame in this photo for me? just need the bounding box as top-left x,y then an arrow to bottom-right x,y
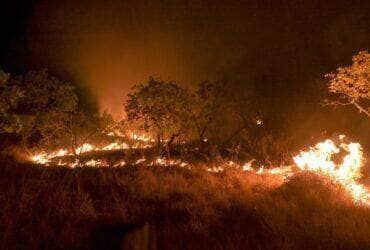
29,133 -> 370,204
293,136 -> 369,204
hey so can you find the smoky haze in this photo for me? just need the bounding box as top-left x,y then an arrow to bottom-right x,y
26,0 -> 369,119
27,0 -> 252,118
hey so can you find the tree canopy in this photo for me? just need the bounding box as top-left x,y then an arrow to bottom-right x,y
0,69 -> 109,151
124,76 -> 291,164
125,77 -> 192,150
327,50 -> 370,116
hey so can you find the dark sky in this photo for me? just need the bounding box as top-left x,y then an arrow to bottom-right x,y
0,0 -> 369,118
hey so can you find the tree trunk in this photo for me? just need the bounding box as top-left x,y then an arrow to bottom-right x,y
157,133 -> 161,155
166,133 -> 179,157
221,125 -> 248,149
196,125 -> 207,154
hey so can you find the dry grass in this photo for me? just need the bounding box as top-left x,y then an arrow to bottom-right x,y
1,155 -> 370,249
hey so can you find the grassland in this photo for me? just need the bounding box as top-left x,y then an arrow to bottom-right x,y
1,155 -> 370,249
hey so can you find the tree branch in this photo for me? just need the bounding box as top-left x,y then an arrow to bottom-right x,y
324,99 -> 370,117
351,101 -> 370,117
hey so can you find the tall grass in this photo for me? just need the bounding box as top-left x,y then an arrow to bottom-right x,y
1,156 -> 370,249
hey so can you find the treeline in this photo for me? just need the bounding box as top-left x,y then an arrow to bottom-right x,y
123,77 -> 294,165
123,48 -> 369,164
0,69 -> 113,153
11,65 -> 362,166
0,68 -> 295,165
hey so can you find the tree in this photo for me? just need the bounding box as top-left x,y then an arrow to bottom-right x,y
326,50 -> 370,116
8,69 -> 79,149
57,110 -> 115,156
190,79 -> 293,165
0,69 -> 103,153
0,69 -> 114,154
124,77 -> 266,157
125,77 -> 192,153
187,81 -> 249,150
186,81 -> 222,148
195,81 -> 262,143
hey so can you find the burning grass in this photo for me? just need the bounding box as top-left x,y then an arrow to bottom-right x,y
28,134 -> 370,205
1,134 -> 370,249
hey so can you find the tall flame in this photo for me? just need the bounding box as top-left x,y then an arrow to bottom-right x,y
293,136 -> 369,204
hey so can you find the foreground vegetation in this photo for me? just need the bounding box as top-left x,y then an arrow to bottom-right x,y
1,155 -> 370,250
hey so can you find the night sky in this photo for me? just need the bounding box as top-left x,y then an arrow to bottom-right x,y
0,0 -> 369,123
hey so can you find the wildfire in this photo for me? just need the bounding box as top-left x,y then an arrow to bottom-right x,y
106,130 -> 155,143
31,149 -> 68,164
211,135 -> 369,204
293,136 -> 369,204
149,157 -> 189,167
102,142 -> 129,151
131,132 -> 155,143
29,133 -> 370,205
85,159 -> 107,167
30,132 -> 149,166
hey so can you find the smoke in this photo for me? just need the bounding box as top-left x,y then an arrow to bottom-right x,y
26,0 -> 252,118
26,0 -> 369,120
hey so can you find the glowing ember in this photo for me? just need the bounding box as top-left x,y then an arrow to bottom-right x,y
256,166 -> 265,174
266,166 -> 293,177
76,143 -> 95,154
134,158 -> 146,165
102,142 -> 129,151
32,149 -> 68,164
85,159 -> 99,167
114,160 -> 126,167
242,160 -> 254,171
149,157 -> 189,167
84,159 -> 108,167
70,160 -> 80,168
180,162 -> 189,167
107,132 -> 115,136
131,132 -> 155,142
207,166 -> 224,173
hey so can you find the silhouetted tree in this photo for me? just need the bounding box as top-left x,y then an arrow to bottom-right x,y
10,69 -> 78,149
0,69 -> 110,153
326,50 -> 370,116
125,77 -> 191,154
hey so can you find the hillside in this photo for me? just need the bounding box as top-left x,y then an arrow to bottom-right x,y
1,156 -> 370,249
